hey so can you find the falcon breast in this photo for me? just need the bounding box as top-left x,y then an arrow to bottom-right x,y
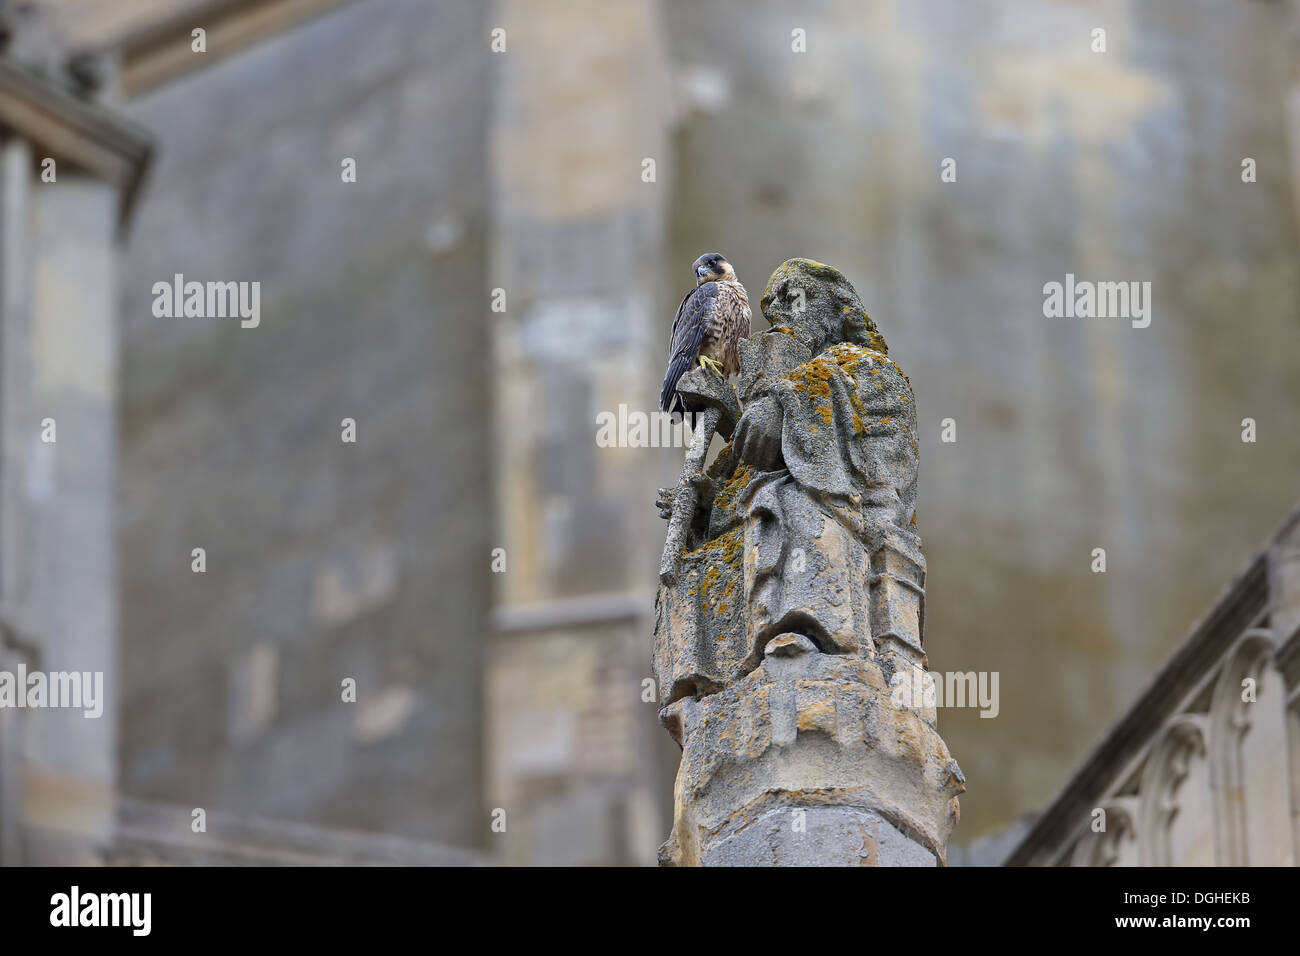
659,252 -> 752,421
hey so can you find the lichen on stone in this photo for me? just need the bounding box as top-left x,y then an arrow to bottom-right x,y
848,387 -> 868,437
682,524 -> 745,648
711,461 -> 755,516
784,355 -> 835,400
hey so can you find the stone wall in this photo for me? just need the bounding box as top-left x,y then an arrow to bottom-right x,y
114,0 -> 491,848
484,0 -> 675,865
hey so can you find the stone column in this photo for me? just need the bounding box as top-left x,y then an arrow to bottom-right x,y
15,173 -> 120,864
658,534 -> 961,866
0,18 -> 150,863
0,132 -> 29,866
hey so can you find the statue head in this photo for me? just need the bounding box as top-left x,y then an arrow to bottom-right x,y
758,258 -> 888,354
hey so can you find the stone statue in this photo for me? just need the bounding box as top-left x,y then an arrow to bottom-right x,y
654,259 -> 964,866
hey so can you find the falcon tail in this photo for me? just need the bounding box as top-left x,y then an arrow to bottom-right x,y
655,353 -> 696,424
660,360 -> 698,432
659,353 -> 694,416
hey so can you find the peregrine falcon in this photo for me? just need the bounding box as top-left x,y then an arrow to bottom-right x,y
660,253 -> 752,422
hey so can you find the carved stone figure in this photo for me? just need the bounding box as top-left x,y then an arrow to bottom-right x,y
654,258 -> 963,866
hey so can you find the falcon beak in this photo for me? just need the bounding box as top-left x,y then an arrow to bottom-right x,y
697,266 -> 709,278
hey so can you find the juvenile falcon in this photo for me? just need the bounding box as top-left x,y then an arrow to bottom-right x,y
659,252 -> 752,423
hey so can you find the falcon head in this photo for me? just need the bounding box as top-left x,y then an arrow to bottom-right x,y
692,252 -> 735,286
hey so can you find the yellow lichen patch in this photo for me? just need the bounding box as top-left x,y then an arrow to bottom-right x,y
711,461 -> 755,514
848,388 -> 868,437
823,342 -> 869,377
784,355 -> 837,399
683,525 -> 745,615
680,522 -> 746,648
768,325 -> 798,338
715,524 -> 744,568
694,563 -> 722,601
778,342 -> 910,443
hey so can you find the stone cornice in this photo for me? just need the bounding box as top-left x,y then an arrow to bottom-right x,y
0,58 -> 152,229
112,0 -> 357,96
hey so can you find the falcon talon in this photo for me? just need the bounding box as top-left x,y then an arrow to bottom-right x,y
698,355 -> 726,378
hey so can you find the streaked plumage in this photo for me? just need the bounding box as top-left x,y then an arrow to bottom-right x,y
660,253 -> 752,422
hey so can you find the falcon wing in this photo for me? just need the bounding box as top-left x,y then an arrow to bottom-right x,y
660,283 -> 719,415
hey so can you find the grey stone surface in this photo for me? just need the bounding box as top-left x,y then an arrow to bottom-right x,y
706,806 -> 936,867
114,0 -> 491,847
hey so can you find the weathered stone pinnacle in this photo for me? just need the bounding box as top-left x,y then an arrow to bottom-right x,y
653,258 -> 963,866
